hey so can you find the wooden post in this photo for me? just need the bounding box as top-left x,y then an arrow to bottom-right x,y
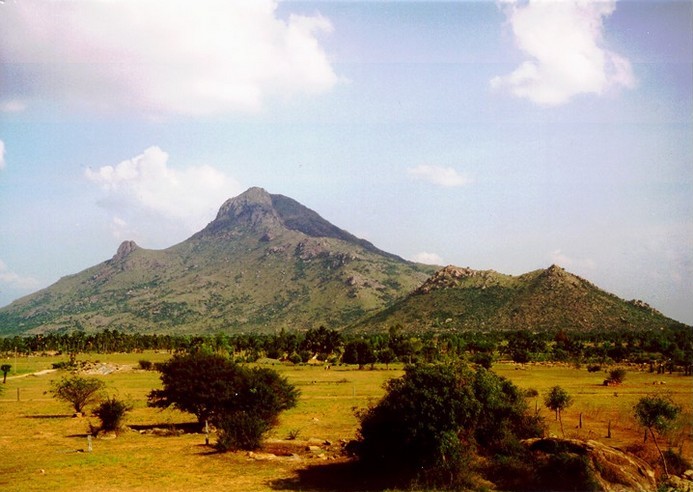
205,419 -> 210,446
579,413 -> 583,429
607,420 -> 612,438
87,435 -> 93,452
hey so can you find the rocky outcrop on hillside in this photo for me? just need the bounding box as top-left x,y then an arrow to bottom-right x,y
523,438 -> 657,492
414,265 -> 503,294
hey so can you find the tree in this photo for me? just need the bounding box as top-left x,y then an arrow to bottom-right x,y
351,363 -> 543,489
342,340 -> 376,369
544,386 -> 572,437
93,397 -> 133,434
1,364 -> 11,383
377,347 -> 396,369
634,395 -> 682,478
148,352 -> 298,451
50,376 -> 105,414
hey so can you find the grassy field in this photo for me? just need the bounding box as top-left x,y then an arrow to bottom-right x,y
1,352 -> 691,491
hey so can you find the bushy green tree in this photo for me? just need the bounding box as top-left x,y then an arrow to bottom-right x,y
148,352 -> 298,451
351,363 -> 543,489
634,395 -> 682,477
342,340 -> 376,369
50,376 -> 105,414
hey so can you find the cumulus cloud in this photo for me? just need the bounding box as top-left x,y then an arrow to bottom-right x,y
407,165 -> 471,188
0,259 -> 41,291
550,249 -> 596,271
411,252 -> 444,265
86,146 -> 243,241
0,0 -> 337,116
0,140 -> 5,170
491,0 -> 635,105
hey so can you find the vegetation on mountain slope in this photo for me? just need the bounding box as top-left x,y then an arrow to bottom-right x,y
0,188 -> 688,336
352,265 -> 687,334
0,188 -> 433,335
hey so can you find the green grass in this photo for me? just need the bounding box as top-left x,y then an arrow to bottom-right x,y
1,353 -> 690,491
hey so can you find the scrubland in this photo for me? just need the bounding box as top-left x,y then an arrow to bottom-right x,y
1,352 -> 690,491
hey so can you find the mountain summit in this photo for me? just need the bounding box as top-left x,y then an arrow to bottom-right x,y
0,188 -> 433,335
195,187 -> 398,259
0,188 -> 687,336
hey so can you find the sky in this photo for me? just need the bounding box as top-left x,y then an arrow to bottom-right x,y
0,0 -> 691,325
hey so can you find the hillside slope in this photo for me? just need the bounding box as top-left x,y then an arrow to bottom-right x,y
0,188 -> 434,335
350,265 -> 688,333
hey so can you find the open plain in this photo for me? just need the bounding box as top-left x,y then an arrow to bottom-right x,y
1,352 -> 691,491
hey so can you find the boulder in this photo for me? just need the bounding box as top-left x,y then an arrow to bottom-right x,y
524,438 -> 656,492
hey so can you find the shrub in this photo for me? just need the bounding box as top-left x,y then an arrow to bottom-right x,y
288,352 -> 302,365
608,368 -> 627,384
138,359 -> 153,371
215,411 -> 268,452
471,352 -> 494,369
587,364 -> 602,373
536,452 -> 600,491
93,397 -> 133,434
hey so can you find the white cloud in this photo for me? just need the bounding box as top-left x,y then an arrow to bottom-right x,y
0,259 -> 42,291
0,100 -> 26,113
407,165 -> 471,188
411,252 -> 444,265
0,1 -> 337,117
550,249 -> 596,271
0,140 -> 5,170
491,0 -> 635,106
86,146 -> 243,241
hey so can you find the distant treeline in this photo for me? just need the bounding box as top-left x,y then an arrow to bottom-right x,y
1,326 -> 691,373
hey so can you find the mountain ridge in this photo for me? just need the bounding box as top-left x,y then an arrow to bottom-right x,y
0,188 -> 688,336
350,264 -> 686,333
0,188 -> 434,335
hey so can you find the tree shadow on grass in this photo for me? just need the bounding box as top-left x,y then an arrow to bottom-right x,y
128,422 -> 202,434
24,414 -> 72,419
269,460 -> 402,492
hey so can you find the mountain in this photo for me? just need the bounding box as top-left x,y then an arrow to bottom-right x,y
1,189 -> 687,337
0,188 -> 435,335
350,264 -> 688,333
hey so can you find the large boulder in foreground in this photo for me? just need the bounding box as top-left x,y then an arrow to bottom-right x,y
523,438 -> 656,492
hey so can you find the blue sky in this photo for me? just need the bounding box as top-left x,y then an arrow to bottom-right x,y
1,0 -> 691,324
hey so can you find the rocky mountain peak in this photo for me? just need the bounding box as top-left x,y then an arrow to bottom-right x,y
197,188 -> 403,260
539,264 -> 584,289
415,265 -> 485,294
111,240 -> 139,262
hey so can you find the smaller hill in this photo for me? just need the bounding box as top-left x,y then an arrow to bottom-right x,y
350,264 -> 688,333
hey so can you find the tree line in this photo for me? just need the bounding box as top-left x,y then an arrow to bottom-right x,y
1,325 -> 691,374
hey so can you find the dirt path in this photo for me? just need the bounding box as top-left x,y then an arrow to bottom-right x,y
6,368 -> 58,380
